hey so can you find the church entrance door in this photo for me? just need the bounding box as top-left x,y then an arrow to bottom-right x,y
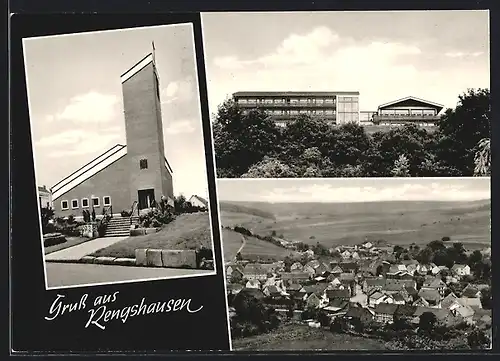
138,189 -> 155,210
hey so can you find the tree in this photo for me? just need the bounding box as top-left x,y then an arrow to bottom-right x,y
480,287 -> 492,309
435,88 -> 491,176
283,255 -> 293,272
376,265 -> 384,276
468,250 -> 483,267
416,247 -> 433,264
419,312 -> 437,333
242,156 -> 298,178
235,252 -> 242,261
474,138 -> 491,176
427,240 -> 446,252
391,154 -> 411,177
40,207 -> 54,234
213,99 -> 282,176
467,329 -> 490,349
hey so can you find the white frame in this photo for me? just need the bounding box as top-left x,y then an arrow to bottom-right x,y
103,196 -> 112,206
71,198 -> 79,209
91,197 -> 100,208
81,198 -> 89,208
61,200 -> 69,210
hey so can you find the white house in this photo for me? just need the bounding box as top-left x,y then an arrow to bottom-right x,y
188,194 -> 208,209
451,264 -> 471,277
38,185 -> 52,209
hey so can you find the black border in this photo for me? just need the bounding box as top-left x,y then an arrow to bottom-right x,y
7,0 -> 499,357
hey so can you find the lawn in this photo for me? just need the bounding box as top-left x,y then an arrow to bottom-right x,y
90,212 -> 212,259
222,228 -> 297,262
44,236 -> 92,255
232,323 -> 388,351
220,200 -> 490,250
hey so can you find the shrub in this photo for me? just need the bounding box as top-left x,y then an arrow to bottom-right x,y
121,210 -> 132,217
43,233 -> 67,247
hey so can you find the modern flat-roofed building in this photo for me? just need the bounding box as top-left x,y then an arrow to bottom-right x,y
50,45 -> 174,220
232,91 -> 360,127
371,96 -> 444,127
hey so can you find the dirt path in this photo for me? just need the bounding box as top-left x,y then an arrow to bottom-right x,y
234,235 -> 246,259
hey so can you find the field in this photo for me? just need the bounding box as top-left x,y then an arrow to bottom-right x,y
222,228 -> 296,262
220,199 -> 490,252
232,323 -> 388,351
91,213 -> 213,259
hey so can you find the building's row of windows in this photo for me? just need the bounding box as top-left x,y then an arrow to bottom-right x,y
237,97 -> 339,105
60,196 -> 111,211
264,109 -> 337,116
379,109 -> 437,116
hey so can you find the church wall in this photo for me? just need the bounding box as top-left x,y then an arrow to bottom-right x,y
52,154 -> 131,218
122,62 -> 165,204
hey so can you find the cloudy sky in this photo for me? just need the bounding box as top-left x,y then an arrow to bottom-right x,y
24,23 -> 210,198
217,178 -> 491,203
202,10 -> 490,115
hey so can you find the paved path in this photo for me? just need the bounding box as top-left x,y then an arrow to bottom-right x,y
44,236 -> 128,261
46,263 -> 214,288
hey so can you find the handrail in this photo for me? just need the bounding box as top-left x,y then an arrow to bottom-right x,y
102,204 -> 113,218
130,201 -> 138,216
130,201 -> 138,225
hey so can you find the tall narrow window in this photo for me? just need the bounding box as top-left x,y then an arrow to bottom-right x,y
154,72 -> 160,101
61,200 -> 69,210
103,196 -> 111,206
140,159 -> 148,169
71,199 -> 79,209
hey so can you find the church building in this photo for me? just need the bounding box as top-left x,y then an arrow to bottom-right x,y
50,46 -> 174,219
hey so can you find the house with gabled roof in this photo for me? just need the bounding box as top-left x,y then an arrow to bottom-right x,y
344,305 -> 375,325
363,278 -> 386,294
188,194 -> 208,209
412,297 -> 430,308
418,288 -> 442,307
281,272 -> 310,285
330,265 -> 344,276
451,264 -> 471,277
263,285 -> 282,298
372,96 -> 444,127
326,288 -> 350,302
226,283 -> 244,295
459,297 -> 483,310
374,303 -> 399,324
461,283 -> 482,298
422,277 -> 447,296
245,279 -> 261,289
243,263 -> 268,281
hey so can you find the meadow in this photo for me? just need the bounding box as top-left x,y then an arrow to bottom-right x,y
232,323 -> 388,351
220,199 -> 490,256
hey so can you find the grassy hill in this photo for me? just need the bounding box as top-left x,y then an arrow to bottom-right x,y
222,228 -> 296,262
219,201 -> 275,220
219,199 -> 490,251
92,212 -> 213,259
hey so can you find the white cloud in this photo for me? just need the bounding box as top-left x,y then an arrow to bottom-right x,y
53,91 -> 120,123
35,128 -> 121,158
445,51 -> 484,58
164,119 -> 196,134
207,26 -> 489,112
258,182 -> 490,203
161,77 -> 194,104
